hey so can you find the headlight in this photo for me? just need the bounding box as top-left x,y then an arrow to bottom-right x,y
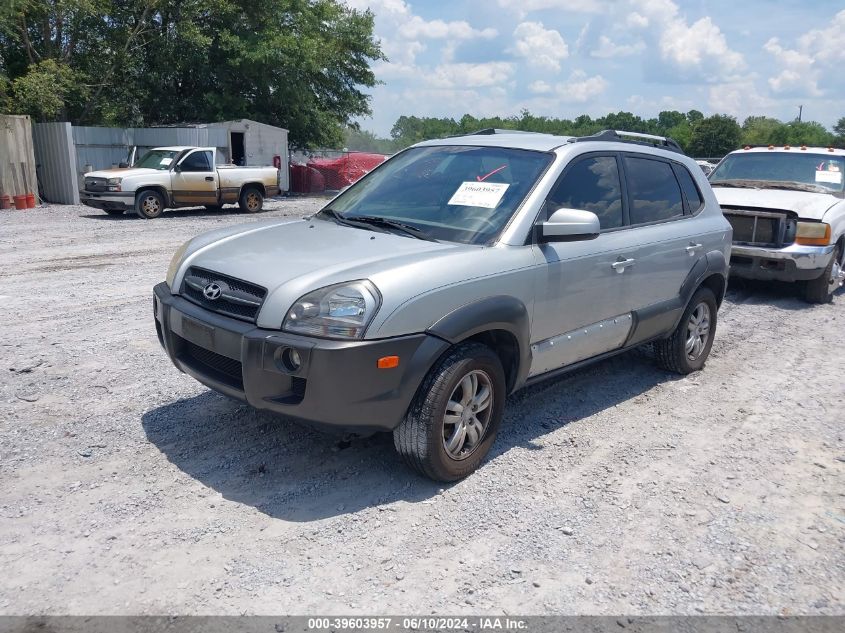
107,177 -> 122,191
283,280 -> 381,339
165,240 -> 191,288
795,222 -> 831,246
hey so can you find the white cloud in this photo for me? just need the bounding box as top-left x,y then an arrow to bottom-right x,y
590,35 -> 644,58
427,62 -> 516,89
626,12 -> 649,28
509,22 -> 569,71
497,0 -> 606,12
529,80 -> 553,94
399,16 -> 496,41
708,81 -> 775,116
558,70 -> 608,102
763,11 -> 845,97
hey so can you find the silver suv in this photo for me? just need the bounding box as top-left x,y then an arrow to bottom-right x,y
154,129 -> 731,481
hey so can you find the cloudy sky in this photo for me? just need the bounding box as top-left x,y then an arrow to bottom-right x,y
344,0 -> 845,136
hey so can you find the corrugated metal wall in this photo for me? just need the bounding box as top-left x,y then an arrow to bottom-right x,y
0,114 -> 38,198
32,122 -> 79,204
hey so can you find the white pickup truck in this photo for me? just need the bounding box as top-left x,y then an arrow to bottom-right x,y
80,146 -> 281,218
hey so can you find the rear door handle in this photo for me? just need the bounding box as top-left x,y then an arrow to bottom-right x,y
686,242 -> 703,255
611,258 -> 636,273
204,176 -> 215,182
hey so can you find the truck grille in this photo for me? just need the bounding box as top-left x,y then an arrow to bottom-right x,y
181,267 -> 267,323
84,177 -> 108,192
722,208 -> 795,248
175,335 -> 244,390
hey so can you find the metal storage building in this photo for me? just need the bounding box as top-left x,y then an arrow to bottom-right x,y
32,119 -> 289,205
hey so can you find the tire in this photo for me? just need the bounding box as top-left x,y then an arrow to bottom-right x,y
803,244 -> 842,304
393,342 -> 506,482
103,209 -> 124,216
135,189 -> 165,219
238,187 -> 264,213
654,286 -> 718,374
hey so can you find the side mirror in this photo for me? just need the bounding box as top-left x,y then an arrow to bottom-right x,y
537,207 -> 600,242
118,161 -> 129,169
173,164 -> 182,173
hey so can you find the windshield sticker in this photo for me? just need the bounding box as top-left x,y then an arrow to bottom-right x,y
816,170 -> 842,184
448,182 -> 509,209
160,157 -> 173,166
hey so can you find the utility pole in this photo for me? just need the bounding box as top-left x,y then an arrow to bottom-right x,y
797,105 -> 803,122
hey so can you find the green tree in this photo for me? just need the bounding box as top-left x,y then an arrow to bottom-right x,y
0,0 -> 383,147
834,117 -> 845,149
688,114 -> 742,158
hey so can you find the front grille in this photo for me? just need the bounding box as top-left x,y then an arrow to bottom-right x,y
723,209 -> 793,248
84,177 -> 108,192
181,267 -> 267,323
176,335 -> 244,389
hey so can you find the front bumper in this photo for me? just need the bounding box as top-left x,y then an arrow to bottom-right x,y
729,243 -> 835,282
153,283 -> 449,434
80,190 -> 135,211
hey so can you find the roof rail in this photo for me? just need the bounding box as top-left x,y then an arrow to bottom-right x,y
449,128 -> 537,137
573,129 -> 684,154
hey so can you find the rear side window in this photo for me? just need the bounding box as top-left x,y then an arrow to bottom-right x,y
548,156 -> 623,229
180,151 -> 213,172
674,165 -> 703,213
624,156 -> 684,224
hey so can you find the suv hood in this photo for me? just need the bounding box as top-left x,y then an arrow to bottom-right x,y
85,167 -> 161,179
177,218 -> 474,328
712,186 -> 839,220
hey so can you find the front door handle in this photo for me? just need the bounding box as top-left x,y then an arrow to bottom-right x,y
611,258 -> 636,273
686,242 -> 703,255
204,176 -> 215,182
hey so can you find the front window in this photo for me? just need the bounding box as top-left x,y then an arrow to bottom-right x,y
135,150 -> 180,170
710,152 -> 845,194
320,145 -> 553,244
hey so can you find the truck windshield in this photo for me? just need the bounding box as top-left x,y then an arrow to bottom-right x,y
710,152 -> 844,193
319,145 -> 553,245
135,150 -> 179,170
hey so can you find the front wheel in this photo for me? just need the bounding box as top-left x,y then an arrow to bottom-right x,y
393,342 -> 505,482
135,189 -> 165,219
654,286 -> 718,374
238,187 -> 264,213
804,244 -> 842,304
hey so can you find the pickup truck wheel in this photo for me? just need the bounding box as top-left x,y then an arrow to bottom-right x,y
239,187 -> 264,213
654,286 -> 717,374
393,342 -> 505,482
135,190 -> 165,219
803,244 -> 842,304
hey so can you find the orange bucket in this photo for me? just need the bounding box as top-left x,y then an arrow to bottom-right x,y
13,195 -> 27,210
26,193 -> 36,208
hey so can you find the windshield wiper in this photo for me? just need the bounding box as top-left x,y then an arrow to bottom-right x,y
711,179 -> 830,194
342,215 -> 434,241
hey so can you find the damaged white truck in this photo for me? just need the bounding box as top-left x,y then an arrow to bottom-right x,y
80,146 -> 280,218
710,146 -> 845,303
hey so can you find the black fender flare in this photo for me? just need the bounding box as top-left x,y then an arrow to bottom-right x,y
426,295 -> 532,392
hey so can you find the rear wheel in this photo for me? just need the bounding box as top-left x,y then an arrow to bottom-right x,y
654,286 -> 718,374
393,342 -> 505,481
804,244 -> 842,304
135,189 -> 165,219
238,187 -> 264,213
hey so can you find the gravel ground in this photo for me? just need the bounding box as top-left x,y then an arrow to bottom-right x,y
0,201 -> 843,616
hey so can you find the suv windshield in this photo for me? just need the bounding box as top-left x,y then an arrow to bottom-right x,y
320,145 -> 553,244
710,152 -> 844,193
135,150 -> 179,170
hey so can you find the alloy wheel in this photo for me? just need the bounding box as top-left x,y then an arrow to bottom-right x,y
442,370 -> 493,460
685,302 -> 711,361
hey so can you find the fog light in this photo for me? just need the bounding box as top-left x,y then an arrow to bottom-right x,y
283,348 -> 302,371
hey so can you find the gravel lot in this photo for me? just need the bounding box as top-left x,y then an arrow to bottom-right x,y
0,201 -> 843,616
